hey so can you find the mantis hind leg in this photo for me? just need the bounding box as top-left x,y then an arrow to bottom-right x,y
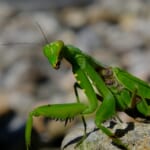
25,103 -> 87,150
95,97 -> 129,150
95,123 -> 129,150
137,98 -> 150,116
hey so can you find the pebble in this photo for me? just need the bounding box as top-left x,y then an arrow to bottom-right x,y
121,50 -> 150,80
0,91 -> 10,115
75,26 -> 102,52
60,8 -> 88,29
32,12 -> 61,37
0,3 -> 16,26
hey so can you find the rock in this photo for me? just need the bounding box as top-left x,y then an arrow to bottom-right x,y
104,27 -> 143,52
0,91 -> 10,115
75,26 -> 102,52
62,121 -> 150,150
32,12 -> 61,37
55,29 -> 76,44
121,50 -> 150,80
60,8 -> 88,29
0,3 -> 17,26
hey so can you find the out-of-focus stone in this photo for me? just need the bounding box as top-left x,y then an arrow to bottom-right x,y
0,91 -> 10,115
47,120 -> 75,140
75,26 -> 102,52
121,50 -> 150,80
60,8 -> 87,28
32,12 -> 61,36
0,3 -> 17,26
55,30 -> 76,44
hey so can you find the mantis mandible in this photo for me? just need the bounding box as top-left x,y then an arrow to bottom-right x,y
25,40 -> 150,150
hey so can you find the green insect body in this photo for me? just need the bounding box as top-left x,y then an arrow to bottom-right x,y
25,40 -> 150,150
113,67 -> 150,116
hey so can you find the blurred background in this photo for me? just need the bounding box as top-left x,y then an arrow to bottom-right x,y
0,0 -> 150,150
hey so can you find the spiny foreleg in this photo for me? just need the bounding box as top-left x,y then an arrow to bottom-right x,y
25,103 -> 87,150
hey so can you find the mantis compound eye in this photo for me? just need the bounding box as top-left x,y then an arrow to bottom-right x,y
54,61 -> 61,69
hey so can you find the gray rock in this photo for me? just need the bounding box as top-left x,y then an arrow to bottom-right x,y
75,26 -> 103,52
62,122 -> 150,150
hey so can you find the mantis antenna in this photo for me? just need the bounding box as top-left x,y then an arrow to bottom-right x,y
0,21 -> 49,46
35,21 -> 49,45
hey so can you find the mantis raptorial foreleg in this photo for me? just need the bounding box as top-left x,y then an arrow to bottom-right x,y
25,103 -> 87,150
72,66 -> 98,114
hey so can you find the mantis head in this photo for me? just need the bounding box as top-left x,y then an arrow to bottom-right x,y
43,40 -> 64,69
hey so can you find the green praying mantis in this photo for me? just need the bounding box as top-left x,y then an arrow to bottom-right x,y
25,40 -> 150,150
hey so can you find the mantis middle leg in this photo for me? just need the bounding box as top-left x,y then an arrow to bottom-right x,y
137,98 -> 150,116
95,100 -> 129,150
74,82 -> 87,132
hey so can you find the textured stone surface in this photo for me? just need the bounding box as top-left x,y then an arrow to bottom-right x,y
62,122 -> 150,150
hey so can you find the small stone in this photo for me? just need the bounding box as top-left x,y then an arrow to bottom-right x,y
105,28 -> 143,52
121,50 -> 150,80
75,26 -> 102,52
47,120 -> 75,140
0,91 -> 10,115
55,30 -> 76,44
0,3 -> 16,25
32,12 -> 61,36
60,8 -> 87,28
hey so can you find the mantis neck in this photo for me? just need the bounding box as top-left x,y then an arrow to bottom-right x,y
63,45 -> 81,65
63,45 -> 106,70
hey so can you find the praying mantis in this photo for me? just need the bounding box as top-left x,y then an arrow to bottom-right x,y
25,40 -> 150,150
